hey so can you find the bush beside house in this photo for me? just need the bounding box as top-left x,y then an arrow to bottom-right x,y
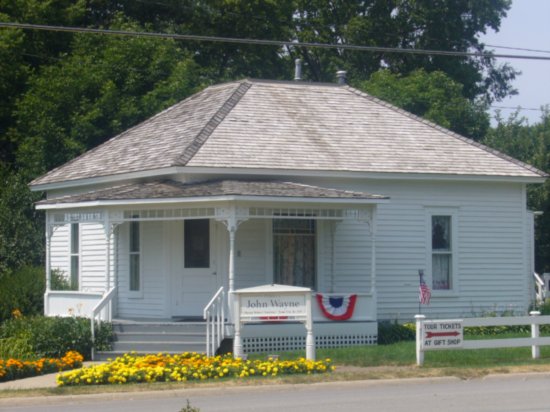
0,316 -> 113,360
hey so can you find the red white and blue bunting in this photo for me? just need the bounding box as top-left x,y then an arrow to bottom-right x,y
316,294 -> 357,321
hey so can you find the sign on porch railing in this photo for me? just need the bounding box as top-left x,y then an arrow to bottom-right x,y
415,312 -> 550,366
233,284 -> 315,360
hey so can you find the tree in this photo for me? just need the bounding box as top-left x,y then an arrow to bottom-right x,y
0,165 -> 43,277
290,0 -> 516,103
483,109 -> 550,273
12,16 -> 203,178
360,69 -> 490,140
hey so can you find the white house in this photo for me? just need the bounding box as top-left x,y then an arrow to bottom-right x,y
30,78 -> 546,353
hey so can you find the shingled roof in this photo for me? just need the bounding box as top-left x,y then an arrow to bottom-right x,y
30,79 -> 546,187
37,179 -> 388,206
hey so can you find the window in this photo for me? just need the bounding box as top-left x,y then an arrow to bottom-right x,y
129,220 -> 140,291
273,219 -> 316,288
70,223 -> 79,290
431,215 -> 453,290
184,219 -> 210,268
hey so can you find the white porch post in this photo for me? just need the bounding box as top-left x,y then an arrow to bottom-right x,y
45,212 -> 52,292
103,214 -> 111,291
216,206 -> 249,324
44,212 -> 53,315
228,226 -> 236,296
370,206 -> 377,294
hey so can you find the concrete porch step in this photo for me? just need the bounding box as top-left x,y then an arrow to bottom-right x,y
94,320 -> 209,361
112,341 -> 206,353
112,322 -> 207,334
115,331 -> 207,343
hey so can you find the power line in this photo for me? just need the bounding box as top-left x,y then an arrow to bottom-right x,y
491,105 -> 547,112
485,44 -> 550,55
2,22 -> 550,61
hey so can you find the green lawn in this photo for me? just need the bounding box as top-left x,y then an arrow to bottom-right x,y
274,334 -> 550,369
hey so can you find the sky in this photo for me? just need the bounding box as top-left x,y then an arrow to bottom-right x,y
480,0 -> 550,124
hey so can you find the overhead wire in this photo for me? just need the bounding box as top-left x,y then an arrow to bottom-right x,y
2,22 -> 550,61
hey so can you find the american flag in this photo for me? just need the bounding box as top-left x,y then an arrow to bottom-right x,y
419,271 -> 431,305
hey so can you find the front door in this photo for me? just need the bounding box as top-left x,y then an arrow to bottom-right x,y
172,219 -> 218,317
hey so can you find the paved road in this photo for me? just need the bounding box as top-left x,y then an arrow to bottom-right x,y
2,374 -> 550,412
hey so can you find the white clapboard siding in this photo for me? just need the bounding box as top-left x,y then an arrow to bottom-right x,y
234,219 -> 268,289
80,223 -> 107,292
298,177 -> 530,321
47,175 -> 533,322
116,221 -> 168,319
50,224 -> 69,277
332,220 -> 372,293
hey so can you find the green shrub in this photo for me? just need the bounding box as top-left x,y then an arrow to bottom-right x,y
377,321 -> 415,344
0,266 -> 45,323
0,316 -> 113,360
0,335 -> 34,359
536,299 -> 550,316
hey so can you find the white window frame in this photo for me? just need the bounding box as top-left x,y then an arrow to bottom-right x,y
425,208 -> 459,296
128,219 -> 143,298
69,223 -> 80,291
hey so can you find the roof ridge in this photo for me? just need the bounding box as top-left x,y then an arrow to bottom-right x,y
343,86 -> 548,178
174,81 -> 252,166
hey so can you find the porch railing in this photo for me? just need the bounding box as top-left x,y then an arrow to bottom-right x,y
203,286 -> 225,357
90,286 -> 116,360
534,272 -> 546,304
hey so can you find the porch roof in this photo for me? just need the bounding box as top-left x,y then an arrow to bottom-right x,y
37,179 -> 388,209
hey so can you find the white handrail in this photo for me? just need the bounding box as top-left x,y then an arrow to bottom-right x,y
90,286 -> 116,360
534,272 -> 546,304
203,287 -> 225,357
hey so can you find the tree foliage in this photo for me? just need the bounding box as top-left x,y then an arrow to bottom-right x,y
0,165 -> 43,276
0,0 -> 541,278
13,17 -> 203,177
360,69 -> 489,140
483,109 -> 550,272
290,0 -> 516,103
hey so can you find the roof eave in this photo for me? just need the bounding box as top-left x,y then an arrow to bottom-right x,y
29,166 -> 546,192
36,194 -> 389,210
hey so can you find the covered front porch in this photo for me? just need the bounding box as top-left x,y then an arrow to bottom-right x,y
39,179 -> 388,353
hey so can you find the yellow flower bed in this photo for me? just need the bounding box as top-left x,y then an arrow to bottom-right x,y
57,352 -> 333,386
0,351 -> 83,382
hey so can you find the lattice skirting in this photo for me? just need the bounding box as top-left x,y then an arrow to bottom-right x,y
243,334 -> 377,353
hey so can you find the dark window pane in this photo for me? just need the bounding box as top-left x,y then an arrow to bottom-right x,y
70,256 -> 79,290
130,221 -> 140,253
130,254 -> 140,291
185,219 -> 210,268
432,216 -> 451,251
71,223 -> 79,254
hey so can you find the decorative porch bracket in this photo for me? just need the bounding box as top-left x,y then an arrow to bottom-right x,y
102,216 -> 123,292
215,206 -> 249,322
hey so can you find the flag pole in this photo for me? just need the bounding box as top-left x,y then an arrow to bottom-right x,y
418,269 -> 430,315
418,269 -> 423,315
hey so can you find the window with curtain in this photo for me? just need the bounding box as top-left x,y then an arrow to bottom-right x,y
432,215 -> 452,290
273,219 -> 316,288
70,223 -> 79,290
129,220 -> 140,291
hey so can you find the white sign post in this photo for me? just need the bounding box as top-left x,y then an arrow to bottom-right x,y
233,284 -> 315,360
